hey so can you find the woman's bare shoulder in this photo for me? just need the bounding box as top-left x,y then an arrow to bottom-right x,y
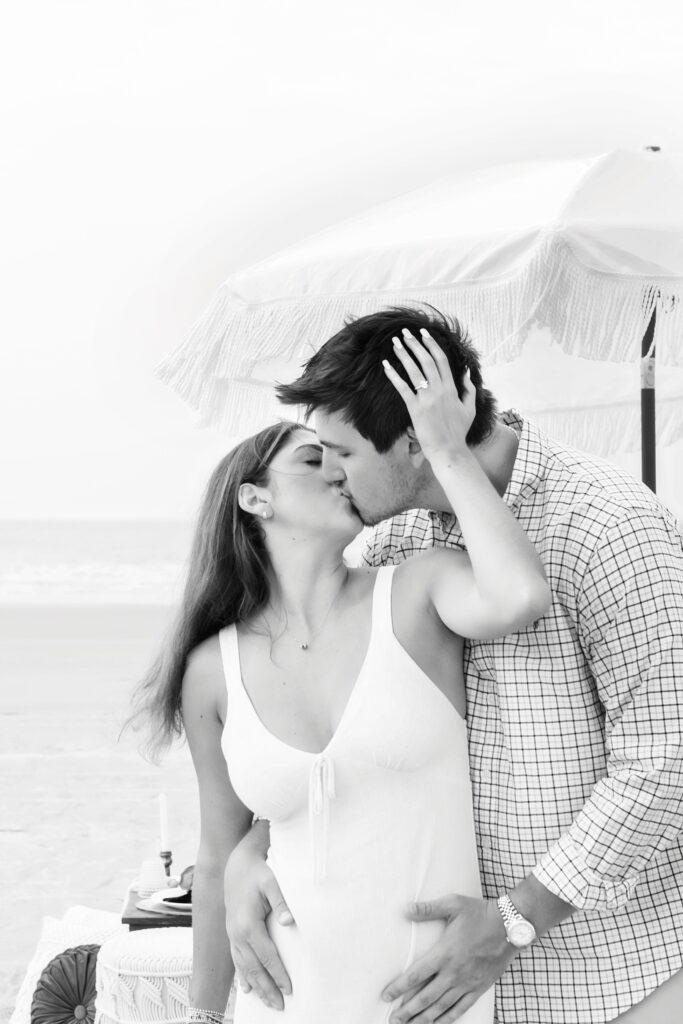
185,633 -> 222,678
182,634 -> 225,719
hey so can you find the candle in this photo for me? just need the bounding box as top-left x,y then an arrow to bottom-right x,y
159,793 -> 169,851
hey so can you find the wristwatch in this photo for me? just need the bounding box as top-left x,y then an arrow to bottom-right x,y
496,894 -> 537,948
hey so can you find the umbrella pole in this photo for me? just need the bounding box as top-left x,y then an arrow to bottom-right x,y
640,310 -> 657,492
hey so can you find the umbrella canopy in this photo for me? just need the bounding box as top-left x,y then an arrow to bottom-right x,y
158,148 -> 683,436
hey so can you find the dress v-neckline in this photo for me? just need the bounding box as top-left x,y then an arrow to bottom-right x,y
230,570 -> 382,758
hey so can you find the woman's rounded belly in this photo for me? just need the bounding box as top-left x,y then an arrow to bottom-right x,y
265,869 -> 448,1010
263,829 -> 464,1001
254,767 -> 481,1011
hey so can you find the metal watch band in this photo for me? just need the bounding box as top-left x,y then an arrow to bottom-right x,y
497,893 -> 524,928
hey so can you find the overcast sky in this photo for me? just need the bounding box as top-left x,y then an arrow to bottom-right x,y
2,0 -> 683,519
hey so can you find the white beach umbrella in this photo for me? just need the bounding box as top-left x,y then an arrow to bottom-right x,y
158,148 -> 683,476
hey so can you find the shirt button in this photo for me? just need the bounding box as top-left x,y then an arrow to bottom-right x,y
480,769 -> 492,782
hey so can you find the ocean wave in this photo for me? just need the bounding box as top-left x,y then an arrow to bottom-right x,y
0,561 -> 186,605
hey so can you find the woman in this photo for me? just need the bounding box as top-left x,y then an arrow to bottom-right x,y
134,333 -> 550,1024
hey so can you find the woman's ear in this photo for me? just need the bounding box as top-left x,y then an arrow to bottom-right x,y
238,482 -> 270,518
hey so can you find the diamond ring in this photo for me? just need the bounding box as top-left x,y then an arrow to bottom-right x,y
415,379 -> 429,390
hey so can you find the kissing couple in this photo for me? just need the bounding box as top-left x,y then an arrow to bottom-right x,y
135,305 -> 683,1024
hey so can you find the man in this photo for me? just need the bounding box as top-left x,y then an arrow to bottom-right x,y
224,306 -> 683,1023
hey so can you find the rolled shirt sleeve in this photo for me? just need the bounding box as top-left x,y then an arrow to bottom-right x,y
533,509 -> 683,910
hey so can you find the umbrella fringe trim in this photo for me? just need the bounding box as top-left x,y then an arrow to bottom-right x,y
156,284 -> 538,412
157,235 -> 683,433
538,242 -> 682,364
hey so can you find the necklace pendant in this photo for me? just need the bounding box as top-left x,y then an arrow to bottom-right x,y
300,642 -> 309,651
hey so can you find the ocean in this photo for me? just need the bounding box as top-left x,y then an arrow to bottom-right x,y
0,521 -> 201,1019
0,519 -> 194,606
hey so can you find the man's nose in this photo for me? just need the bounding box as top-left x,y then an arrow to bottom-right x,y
321,451 -> 344,484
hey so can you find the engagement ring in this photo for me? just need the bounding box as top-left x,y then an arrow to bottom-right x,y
415,380 -> 429,390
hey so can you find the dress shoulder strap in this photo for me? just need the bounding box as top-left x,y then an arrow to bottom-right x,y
371,564 -> 398,641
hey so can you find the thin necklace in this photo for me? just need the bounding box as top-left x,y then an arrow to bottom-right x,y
262,570 -> 349,652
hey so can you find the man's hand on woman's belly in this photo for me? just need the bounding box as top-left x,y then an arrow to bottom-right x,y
380,893 -> 513,1024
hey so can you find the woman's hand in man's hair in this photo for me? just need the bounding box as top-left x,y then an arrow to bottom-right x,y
382,327 -> 476,464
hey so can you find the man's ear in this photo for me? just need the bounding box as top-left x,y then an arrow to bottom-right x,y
405,427 -> 428,468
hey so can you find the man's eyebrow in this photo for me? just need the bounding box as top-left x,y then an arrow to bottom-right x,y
317,440 -> 344,450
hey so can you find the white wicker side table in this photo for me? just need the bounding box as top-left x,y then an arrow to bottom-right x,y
95,926 -> 236,1024
95,927 -> 194,1024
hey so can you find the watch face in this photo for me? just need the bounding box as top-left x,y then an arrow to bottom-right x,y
508,920 -> 536,947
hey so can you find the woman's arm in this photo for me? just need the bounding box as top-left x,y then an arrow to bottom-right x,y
182,637 -> 254,1014
385,330 -> 551,639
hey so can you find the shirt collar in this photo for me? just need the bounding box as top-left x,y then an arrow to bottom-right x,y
428,410 -> 549,540
499,410 -> 549,509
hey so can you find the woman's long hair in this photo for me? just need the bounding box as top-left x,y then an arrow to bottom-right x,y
126,420 -> 302,760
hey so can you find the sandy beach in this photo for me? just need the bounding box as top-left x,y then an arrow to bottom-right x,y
0,603 -> 200,1021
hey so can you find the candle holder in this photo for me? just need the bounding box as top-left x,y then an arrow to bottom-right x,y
160,850 -> 173,876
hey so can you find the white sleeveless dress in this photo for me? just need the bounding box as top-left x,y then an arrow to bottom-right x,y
220,566 -> 494,1024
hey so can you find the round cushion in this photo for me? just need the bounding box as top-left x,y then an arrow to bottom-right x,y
31,943 -> 100,1024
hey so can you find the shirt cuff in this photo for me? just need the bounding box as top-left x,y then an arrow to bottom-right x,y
532,835 -> 640,910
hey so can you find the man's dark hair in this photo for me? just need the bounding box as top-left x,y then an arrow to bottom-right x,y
276,305 -> 498,452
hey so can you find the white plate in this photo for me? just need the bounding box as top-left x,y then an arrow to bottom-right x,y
142,886 -> 192,912
153,886 -> 191,903
136,894 -> 192,915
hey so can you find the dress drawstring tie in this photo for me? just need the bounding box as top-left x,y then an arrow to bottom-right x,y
308,755 -> 336,882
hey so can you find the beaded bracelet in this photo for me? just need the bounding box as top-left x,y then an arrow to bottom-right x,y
187,1007 -> 227,1024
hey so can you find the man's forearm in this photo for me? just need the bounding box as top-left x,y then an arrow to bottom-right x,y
508,872 -> 575,937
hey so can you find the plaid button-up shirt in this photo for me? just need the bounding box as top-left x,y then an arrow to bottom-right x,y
361,412 -> 683,1024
